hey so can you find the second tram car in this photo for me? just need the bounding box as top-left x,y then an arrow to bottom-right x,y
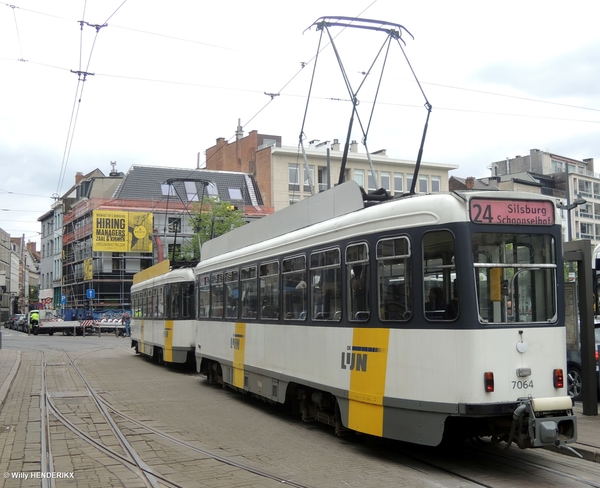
131,265 -> 196,365
193,180 -> 577,449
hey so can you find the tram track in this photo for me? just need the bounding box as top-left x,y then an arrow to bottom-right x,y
6,337 -> 600,487
40,348 -> 315,488
362,434 -> 600,488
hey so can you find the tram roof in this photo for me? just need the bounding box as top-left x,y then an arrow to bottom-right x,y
199,184 -> 558,264
200,180 -> 366,261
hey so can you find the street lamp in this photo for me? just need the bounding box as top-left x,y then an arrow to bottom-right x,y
557,196 -> 587,241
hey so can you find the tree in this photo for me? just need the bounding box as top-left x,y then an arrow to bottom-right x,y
181,197 -> 246,260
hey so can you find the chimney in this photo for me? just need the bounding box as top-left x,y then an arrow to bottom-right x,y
235,118 -> 243,140
75,172 -> 84,184
466,177 -> 475,190
332,139 -> 340,151
350,140 -> 358,152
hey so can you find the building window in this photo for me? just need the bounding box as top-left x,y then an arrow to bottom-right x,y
368,171 -> 377,191
580,222 -> 593,239
228,188 -> 242,200
354,169 -> 364,188
161,183 -> 175,196
168,217 -> 181,233
551,159 -> 564,173
419,176 -> 428,193
407,176 -> 413,192
185,181 -> 200,202
380,172 -> 390,191
579,179 -> 592,198
289,164 -> 300,191
431,176 -> 441,192
394,174 -> 403,194
317,167 -> 329,192
206,182 -> 219,198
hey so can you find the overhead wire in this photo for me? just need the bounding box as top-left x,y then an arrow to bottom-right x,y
2,0 -> 599,200
55,1 -> 128,197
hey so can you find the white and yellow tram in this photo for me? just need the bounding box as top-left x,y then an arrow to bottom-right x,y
194,180 -> 577,448
131,263 -> 196,365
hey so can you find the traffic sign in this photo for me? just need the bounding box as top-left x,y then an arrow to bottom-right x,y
61,294 -> 67,304
86,289 -> 95,299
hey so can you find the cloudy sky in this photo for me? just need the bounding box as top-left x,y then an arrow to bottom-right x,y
1,0 -> 599,246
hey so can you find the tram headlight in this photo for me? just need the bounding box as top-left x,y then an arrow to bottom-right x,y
553,369 -> 564,388
484,372 -> 494,392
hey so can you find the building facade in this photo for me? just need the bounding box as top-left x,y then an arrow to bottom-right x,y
38,164 -> 269,318
205,130 -> 458,211
489,149 -> 598,246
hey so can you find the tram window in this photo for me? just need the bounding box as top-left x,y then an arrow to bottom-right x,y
197,275 -> 210,318
182,283 -> 195,319
156,286 -> 164,319
241,266 -> 258,319
283,255 -> 307,320
143,290 -> 151,319
260,261 -> 280,320
169,284 -> 180,319
347,243 -> 370,321
133,292 -> 142,318
377,236 -> 411,321
152,288 -> 158,318
310,248 -> 342,321
225,269 -> 239,319
422,231 -> 457,321
473,233 -> 556,324
211,273 -> 224,319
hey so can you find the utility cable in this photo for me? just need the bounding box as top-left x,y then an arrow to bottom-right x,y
7,3 -> 25,60
55,1 -> 127,197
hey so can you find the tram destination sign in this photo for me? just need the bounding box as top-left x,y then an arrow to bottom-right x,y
469,198 -> 555,226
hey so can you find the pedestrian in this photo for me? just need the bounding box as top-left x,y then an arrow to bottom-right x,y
122,312 -> 131,337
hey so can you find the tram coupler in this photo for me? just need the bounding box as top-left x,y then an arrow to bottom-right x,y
512,396 -> 577,448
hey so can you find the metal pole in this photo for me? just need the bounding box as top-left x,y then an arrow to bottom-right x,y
566,163 -> 573,241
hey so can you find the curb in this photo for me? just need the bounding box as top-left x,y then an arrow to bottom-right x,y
0,351 -> 21,409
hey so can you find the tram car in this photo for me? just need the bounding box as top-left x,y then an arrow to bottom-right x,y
131,264 -> 196,365
194,180 -> 577,449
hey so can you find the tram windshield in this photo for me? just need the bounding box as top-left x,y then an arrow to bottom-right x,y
472,233 -> 557,324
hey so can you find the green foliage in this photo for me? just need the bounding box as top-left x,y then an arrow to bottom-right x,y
180,198 -> 245,260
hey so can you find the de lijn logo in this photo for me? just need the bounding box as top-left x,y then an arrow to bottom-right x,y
340,346 -> 381,371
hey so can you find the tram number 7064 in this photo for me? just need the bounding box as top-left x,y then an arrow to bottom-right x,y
512,380 -> 534,390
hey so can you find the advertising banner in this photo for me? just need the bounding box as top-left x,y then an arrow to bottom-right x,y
92,210 -> 153,253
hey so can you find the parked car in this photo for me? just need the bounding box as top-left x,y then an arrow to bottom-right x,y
7,314 -> 26,331
567,322 -> 600,401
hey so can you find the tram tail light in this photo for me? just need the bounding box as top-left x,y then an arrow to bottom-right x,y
484,372 -> 494,392
553,369 -> 564,388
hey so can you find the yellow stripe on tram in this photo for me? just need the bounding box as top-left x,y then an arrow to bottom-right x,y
164,320 -> 174,363
232,322 -> 246,389
347,327 -> 390,436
